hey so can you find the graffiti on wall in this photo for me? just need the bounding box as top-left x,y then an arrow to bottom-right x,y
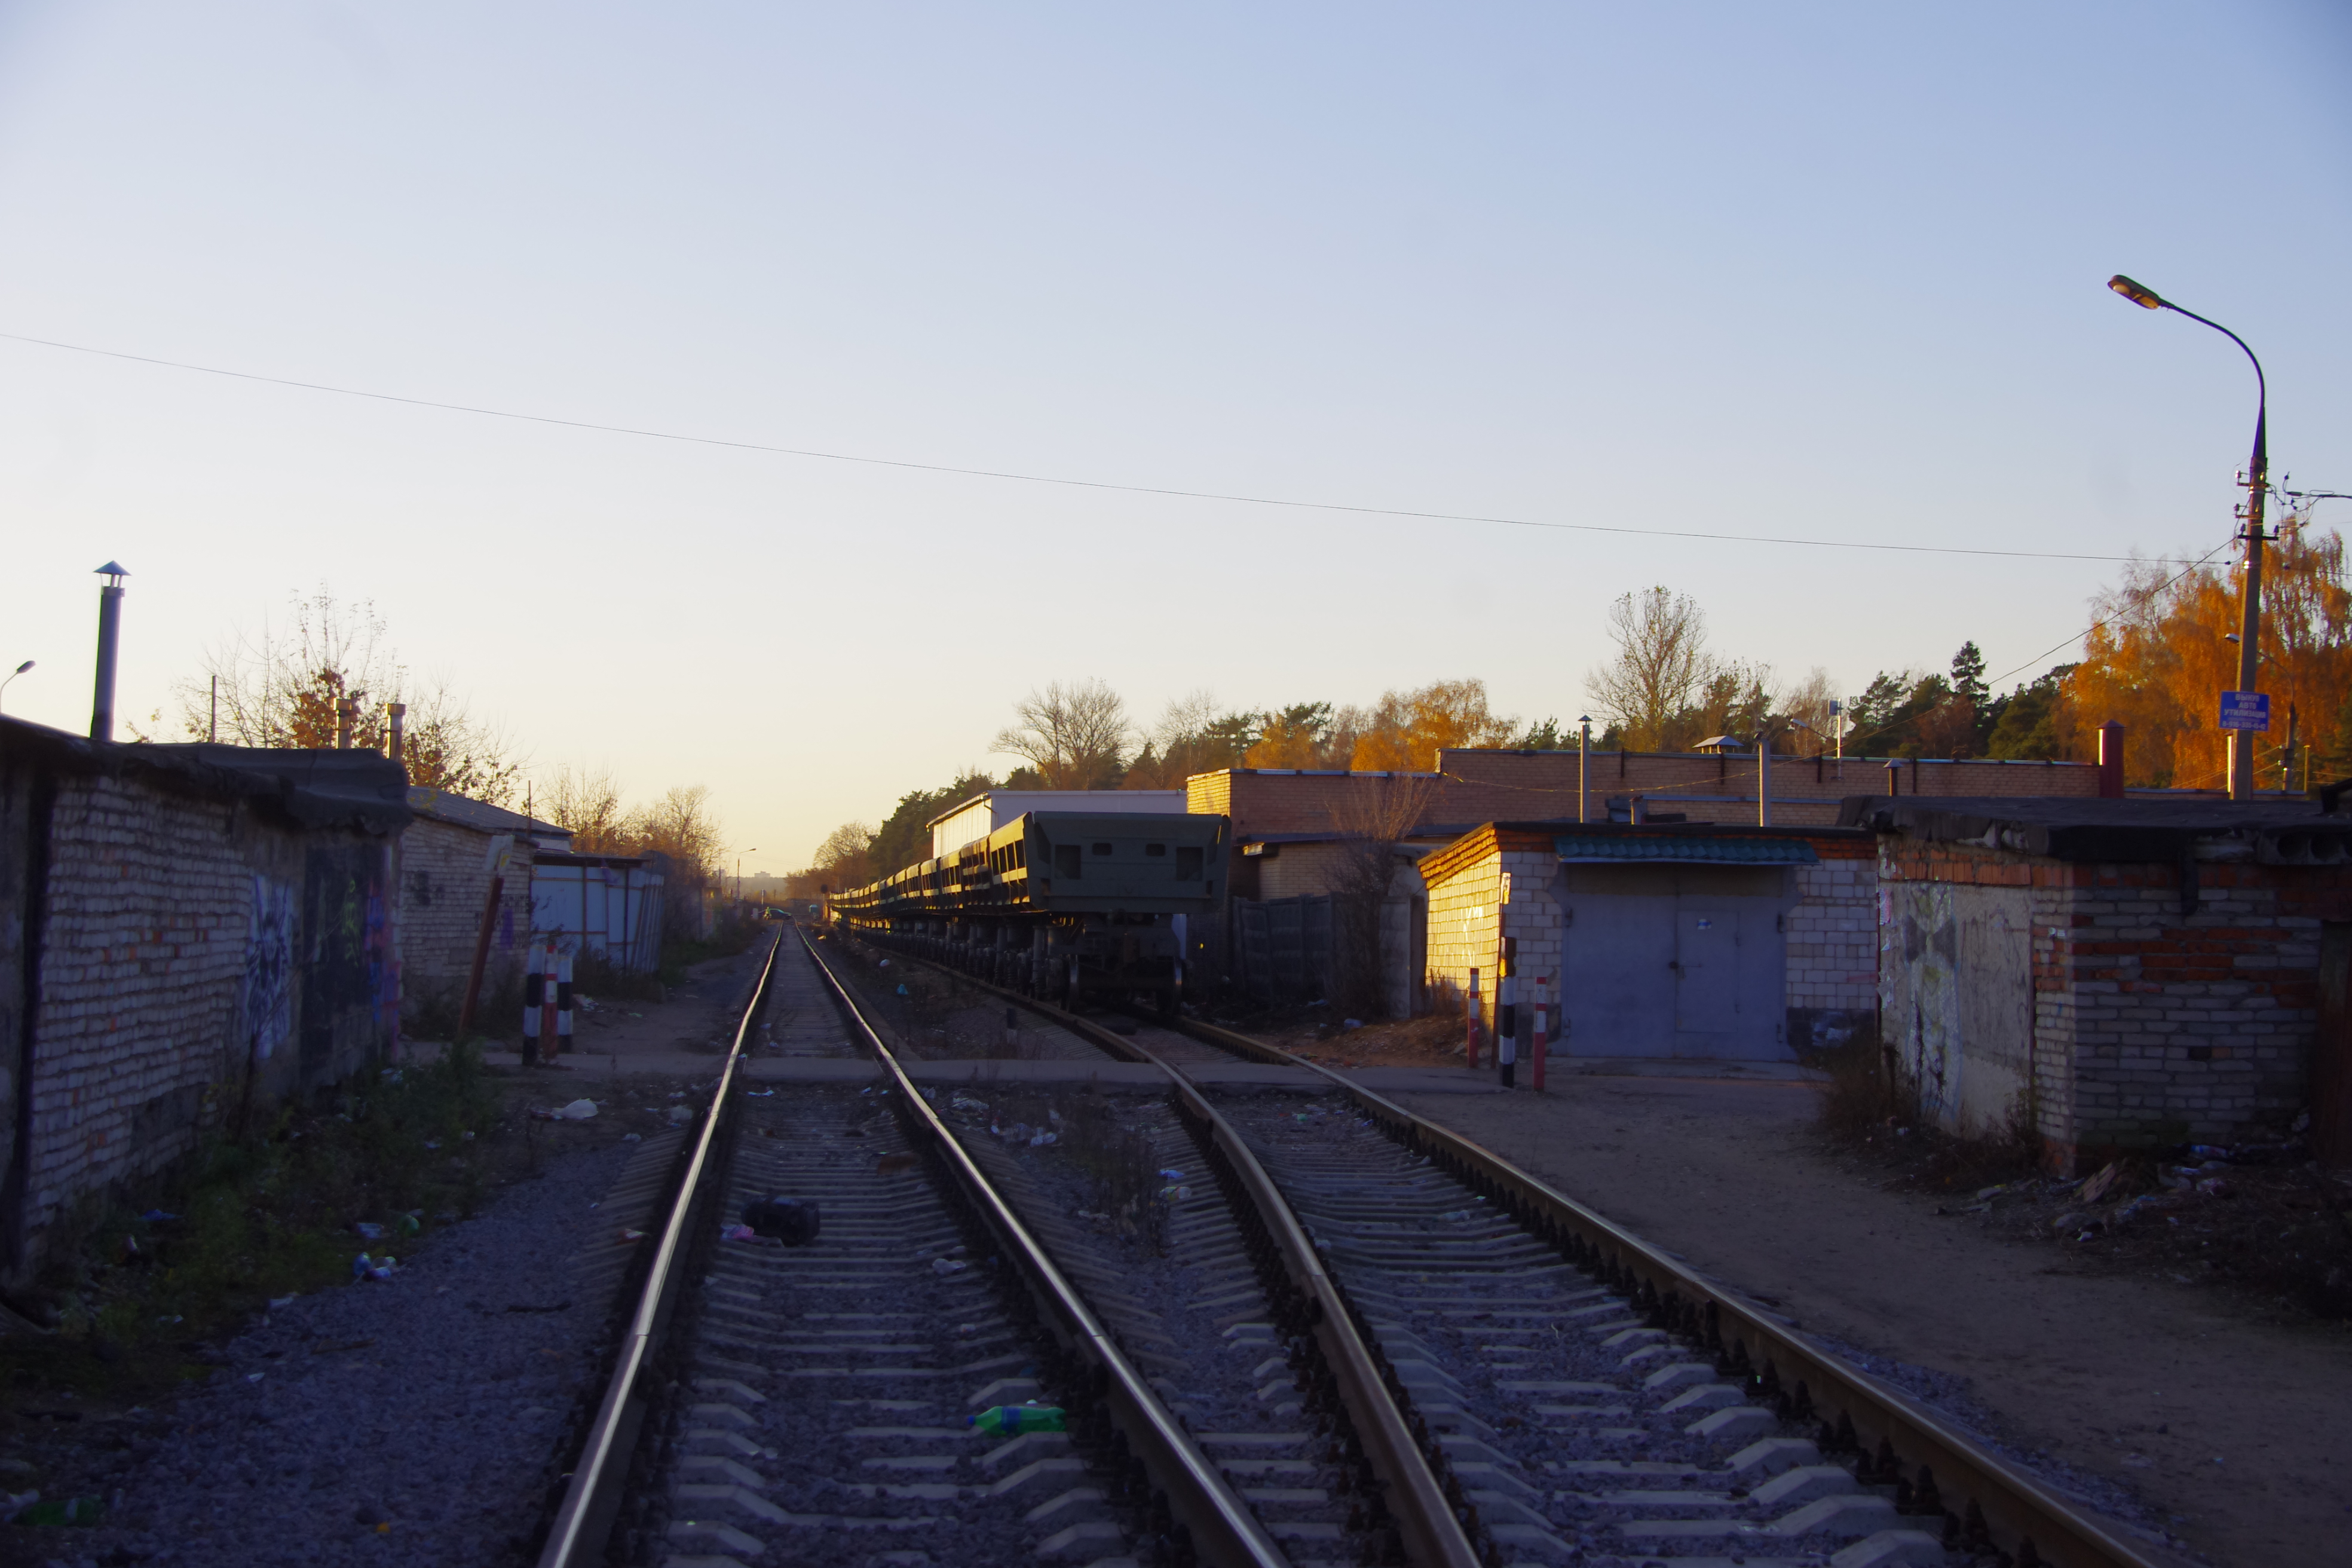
244,874 -> 296,1061
298,846 -> 393,1073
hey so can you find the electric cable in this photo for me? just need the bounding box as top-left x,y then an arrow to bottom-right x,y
0,327 -> 2206,565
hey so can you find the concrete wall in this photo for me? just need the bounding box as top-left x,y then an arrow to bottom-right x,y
0,735 -> 404,1279
1878,838 -> 2350,1168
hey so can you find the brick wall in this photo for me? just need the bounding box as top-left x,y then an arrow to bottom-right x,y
1193,754 -> 2102,841
1787,855 -> 1878,1015
1878,838 -> 2348,1168
1423,834 -> 1565,1045
5,770 -> 397,1276
397,816 -> 536,1021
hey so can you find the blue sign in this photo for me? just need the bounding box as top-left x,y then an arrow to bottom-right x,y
2218,691 -> 2271,732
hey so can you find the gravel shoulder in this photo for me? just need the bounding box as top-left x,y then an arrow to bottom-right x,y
1385,1072 -> 2352,1567
0,1138 -> 641,1568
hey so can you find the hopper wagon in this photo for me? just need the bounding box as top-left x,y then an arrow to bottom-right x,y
829,811 -> 1227,1013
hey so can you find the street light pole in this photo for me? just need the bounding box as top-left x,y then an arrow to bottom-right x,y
2108,275 -> 2268,800
0,660 -> 32,717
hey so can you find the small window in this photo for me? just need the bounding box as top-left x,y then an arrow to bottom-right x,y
1145,843 -> 1167,857
1012,841 -> 1025,869
1091,842 -> 1113,856
1055,845 -> 1082,878
1176,847 -> 1203,879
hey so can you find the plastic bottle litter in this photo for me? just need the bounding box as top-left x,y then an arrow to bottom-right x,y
351,1253 -> 397,1282
742,1196 -> 822,1246
399,1212 -> 422,1235
352,1221 -> 388,1241
553,1099 -> 599,1121
930,1257 -> 967,1276
967,1404 -> 1065,1435
667,1105 -> 694,1126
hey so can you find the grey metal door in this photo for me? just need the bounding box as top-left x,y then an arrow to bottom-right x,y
1674,908 -> 1741,1036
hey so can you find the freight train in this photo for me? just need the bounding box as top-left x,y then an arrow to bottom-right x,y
828,811 -> 1227,1013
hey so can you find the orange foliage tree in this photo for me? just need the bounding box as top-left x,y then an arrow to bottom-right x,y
1348,678 -> 1520,771
2065,522 -> 2351,788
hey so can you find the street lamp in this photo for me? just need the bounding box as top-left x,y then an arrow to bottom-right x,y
2108,274 -> 2269,799
0,660 -> 31,716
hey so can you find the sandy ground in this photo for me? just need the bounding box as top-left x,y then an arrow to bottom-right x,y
1387,1072 -> 2352,1567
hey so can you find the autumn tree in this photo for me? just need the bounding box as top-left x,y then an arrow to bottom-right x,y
166,589 -> 520,804
993,679 -> 1133,788
2068,524 -> 2352,788
1244,702 -> 1350,768
1585,588 -> 1714,750
1348,678 -> 1519,771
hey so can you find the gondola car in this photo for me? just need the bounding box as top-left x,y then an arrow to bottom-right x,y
829,811 -> 1226,1013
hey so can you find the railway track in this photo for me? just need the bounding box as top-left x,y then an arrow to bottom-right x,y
820,925 -> 2178,1568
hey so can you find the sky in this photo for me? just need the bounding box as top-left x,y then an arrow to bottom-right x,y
2,1 -> 2348,874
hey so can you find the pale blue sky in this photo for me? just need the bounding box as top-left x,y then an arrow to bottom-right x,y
2,2 -> 2347,870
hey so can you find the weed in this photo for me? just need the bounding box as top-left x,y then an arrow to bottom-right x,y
0,1043 -> 508,1402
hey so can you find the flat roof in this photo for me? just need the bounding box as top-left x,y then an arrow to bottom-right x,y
1840,794 -> 2352,860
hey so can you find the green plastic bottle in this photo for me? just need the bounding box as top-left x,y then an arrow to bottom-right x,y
967,1404 -> 1065,1435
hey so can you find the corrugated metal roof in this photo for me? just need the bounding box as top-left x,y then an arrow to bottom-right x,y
1554,834 -> 1818,865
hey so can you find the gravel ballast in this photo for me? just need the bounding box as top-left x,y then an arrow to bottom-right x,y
8,1140 -> 639,1568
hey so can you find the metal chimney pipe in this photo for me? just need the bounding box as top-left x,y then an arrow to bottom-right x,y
2098,721 -> 2126,800
387,702 -> 407,765
1757,730 -> 1773,826
335,697 -> 356,749
89,562 -> 128,742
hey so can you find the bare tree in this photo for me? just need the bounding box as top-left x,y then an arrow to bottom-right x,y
542,765 -> 630,850
810,821 -> 878,889
993,679 -> 1134,789
1585,588 -> 1715,751
168,588 -> 521,803
1326,774 -> 1443,1019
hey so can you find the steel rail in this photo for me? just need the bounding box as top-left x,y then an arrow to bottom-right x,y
535,930 -> 784,1568
825,930 -> 1482,1568
1166,1015 -> 2167,1568
794,928 -> 1293,1568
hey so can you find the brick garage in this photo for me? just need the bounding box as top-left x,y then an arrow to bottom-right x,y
399,788 -> 566,1032
0,721 -> 411,1281
1849,795 -> 2352,1171
1417,821 -> 1876,1064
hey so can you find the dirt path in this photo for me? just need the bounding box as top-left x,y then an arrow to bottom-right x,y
1388,1073 -> 2352,1567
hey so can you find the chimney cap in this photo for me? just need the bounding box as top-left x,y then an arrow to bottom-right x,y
94,561 -> 129,584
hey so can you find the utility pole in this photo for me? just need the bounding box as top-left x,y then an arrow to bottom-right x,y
2233,421 -> 2268,799
1577,716 -> 1591,824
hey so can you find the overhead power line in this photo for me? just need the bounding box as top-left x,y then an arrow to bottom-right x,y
4,326 -> 2206,565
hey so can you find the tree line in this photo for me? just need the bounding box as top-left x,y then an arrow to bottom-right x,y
801,520 -> 2352,887
137,589 -> 732,902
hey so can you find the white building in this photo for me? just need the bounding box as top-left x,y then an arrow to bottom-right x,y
928,790 -> 1187,859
